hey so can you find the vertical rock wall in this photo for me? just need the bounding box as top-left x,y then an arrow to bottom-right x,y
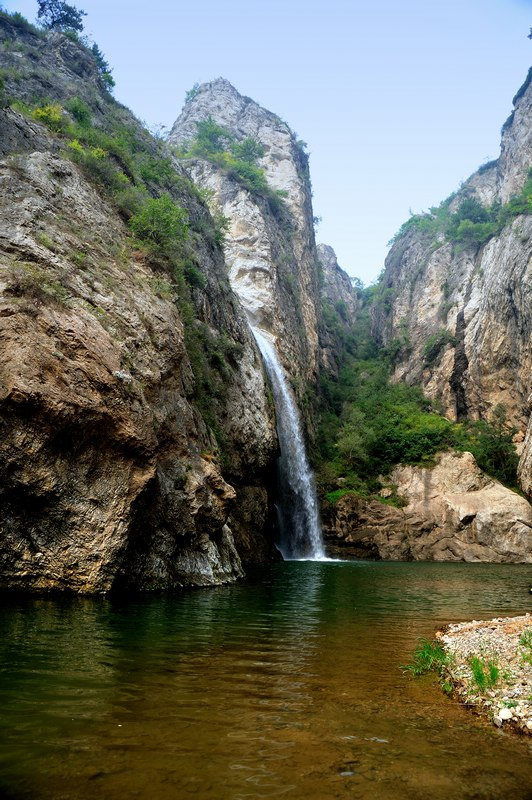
375,71 -> 532,491
168,79 -> 321,387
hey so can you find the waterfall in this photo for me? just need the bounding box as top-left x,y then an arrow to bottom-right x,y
252,328 -> 325,560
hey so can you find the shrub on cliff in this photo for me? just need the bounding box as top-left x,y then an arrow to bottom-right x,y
389,170 -> 532,251
129,195 -> 189,257
423,329 -> 455,367
180,117 -> 289,219
456,405 -> 519,486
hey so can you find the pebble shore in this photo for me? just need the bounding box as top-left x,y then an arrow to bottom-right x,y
437,614 -> 531,735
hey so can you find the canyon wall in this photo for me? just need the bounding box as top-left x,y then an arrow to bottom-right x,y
0,18 -> 279,592
168,79 -> 321,392
0,13 -> 530,588
375,70 -> 532,492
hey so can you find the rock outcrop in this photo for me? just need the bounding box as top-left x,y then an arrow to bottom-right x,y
0,18 -> 278,592
375,70 -> 532,492
316,243 -> 361,374
323,452 -> 532,562
168,79 -> 321,391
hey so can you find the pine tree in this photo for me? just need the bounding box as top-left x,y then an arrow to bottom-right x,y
37,0 -> 86,32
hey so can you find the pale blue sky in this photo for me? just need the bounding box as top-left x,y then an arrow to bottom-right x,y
7,0 -> 531,282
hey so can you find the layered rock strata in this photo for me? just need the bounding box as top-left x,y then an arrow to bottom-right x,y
0,19 -> 277,592
375,70 -> 532,492
168,79 -> 321,389
323,452 -> 532,562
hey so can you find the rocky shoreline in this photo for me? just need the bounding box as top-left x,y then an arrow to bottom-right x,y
437,614 -> 532,735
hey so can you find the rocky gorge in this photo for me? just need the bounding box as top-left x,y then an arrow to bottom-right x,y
0,11 -> 531,594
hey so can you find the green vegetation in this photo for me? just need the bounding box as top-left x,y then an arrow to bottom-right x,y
463,405 -> 519,486
389,170 -> 532,251
178,117 -> 289,219
31,103 -> 65,132
37,0 -> 86,32
402,638 -> 452,684
185,82 -> 200,103
90,42 -> 115,91
65,96 -> 91,125
316,357 -> 460,500
129,196 -> 189,257
315,279 -> 520,499
519,629 -> 532,666
423,328 -> 455,367
468,655 -> 499,692
0,7 -> 44,36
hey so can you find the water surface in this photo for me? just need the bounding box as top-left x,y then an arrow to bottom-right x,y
1,561 -> 531,799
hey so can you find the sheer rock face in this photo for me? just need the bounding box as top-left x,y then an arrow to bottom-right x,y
0,22 -> 277,593
168,78 -> 320,385
316,243 -> 360,374
376,71 -> 532,492
324,453 -> 532,563
317,243 -> 359,316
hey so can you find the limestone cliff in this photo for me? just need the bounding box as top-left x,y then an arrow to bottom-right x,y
323,452 -> 532,563
168,79 -> 321,393
316,243 -> 360,375
375,70 -> 532,493
0,17 -> 277,592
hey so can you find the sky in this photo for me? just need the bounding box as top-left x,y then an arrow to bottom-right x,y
7,0 -> 531,283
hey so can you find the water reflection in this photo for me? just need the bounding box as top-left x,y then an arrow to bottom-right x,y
0,562 -> 531,800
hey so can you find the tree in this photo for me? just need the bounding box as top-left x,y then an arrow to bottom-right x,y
37,0 -> 86,32
90,43 -> 115,91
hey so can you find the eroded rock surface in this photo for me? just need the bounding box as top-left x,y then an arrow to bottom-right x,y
324,452 -> 532,562
376,70 -> 532,492
0,21 -> 278,592
168,78 -> 321,387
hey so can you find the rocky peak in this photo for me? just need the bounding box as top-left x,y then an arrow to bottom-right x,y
317,243 -> 359,318
450,69 -> 532,209
497,68 -> 532,203
168,78 -> 320,386
168,78 -> 310,222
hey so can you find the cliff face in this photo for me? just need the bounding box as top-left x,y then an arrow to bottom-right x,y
323,452 -> 532,563
168,79 -> 321,391
0,18 -> 278,592
376,71 -> 532,492
316,243 -> 360,375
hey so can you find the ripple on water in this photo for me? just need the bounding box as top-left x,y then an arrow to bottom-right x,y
0,561 -> 531,800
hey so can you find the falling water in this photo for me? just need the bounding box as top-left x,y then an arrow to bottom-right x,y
252,327 -> 325,560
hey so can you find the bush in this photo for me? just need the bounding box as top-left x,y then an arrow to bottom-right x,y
0,9 -> 43,35
66,96 -> 91,126
31,103 -> 65,132
185,82 -> 200,103
129,195 -> 189,256
423,329 -> 455,367
181,117 -> 288,217
457,404 -> 519,486
389,168 -> 532,251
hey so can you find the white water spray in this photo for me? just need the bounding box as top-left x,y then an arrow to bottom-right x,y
252,328 -> 325,560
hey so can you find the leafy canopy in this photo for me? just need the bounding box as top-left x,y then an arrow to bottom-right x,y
37,0 -> 86,32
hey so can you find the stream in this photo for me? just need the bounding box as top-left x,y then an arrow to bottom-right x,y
1,560 -> 531,799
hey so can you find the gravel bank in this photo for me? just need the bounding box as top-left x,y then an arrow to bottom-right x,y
437,614 -> 531,735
